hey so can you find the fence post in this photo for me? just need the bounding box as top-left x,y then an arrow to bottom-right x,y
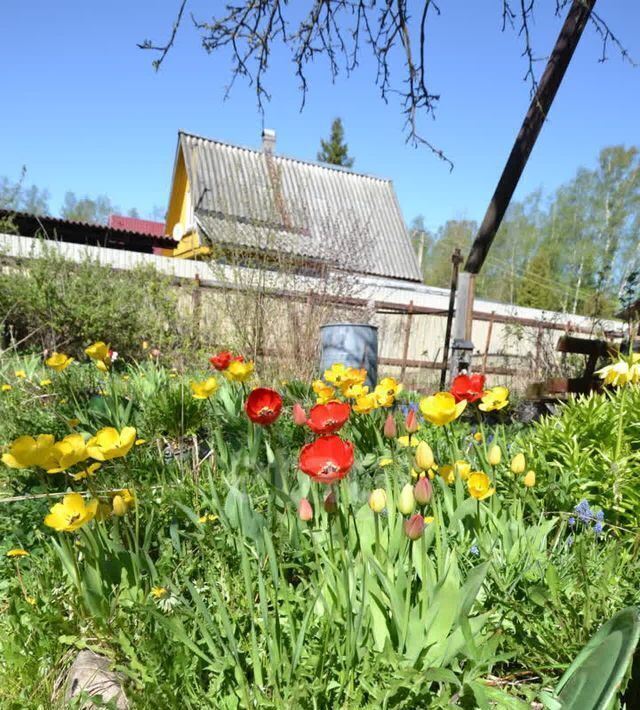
400,301 -> 414,382
482,312 -> 495,375
191,273 -> 202,349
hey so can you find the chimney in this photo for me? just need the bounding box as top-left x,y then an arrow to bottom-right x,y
262,128 -> 276,154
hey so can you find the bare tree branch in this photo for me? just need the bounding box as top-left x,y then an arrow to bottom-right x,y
140,1 -> 635,167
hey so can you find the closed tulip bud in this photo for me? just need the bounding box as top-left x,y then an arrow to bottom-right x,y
415,441 -> 434,471
511,453 -> 526,474
403,513 -> 425,540
112,495 -> 127,517
383,413 -> 397,439
368,488 -> 387,513
414,476 -> 432,505
292,403 -> 307,426
488,445 -> 502,466
524,470 -> 536,488
405,408 -> 419,433
297,497 -> 313,521
398,483 -> 416,515
323,490 -> 338,513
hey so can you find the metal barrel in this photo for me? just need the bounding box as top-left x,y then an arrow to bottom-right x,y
319,323 -> 378,388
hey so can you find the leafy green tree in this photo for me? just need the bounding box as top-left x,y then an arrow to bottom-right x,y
425,220 -> 476,288
60,192 -> 116,224
408,216 -> 434,282
516,249 -> 556,310
0,171 -> 50,214
317,118 -> 354,168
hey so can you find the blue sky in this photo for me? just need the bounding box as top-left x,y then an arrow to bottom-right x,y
1,1 -> 638,231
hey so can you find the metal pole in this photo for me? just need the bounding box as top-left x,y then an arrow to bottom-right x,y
465,0 -> 597,274
440,249 -> 463,389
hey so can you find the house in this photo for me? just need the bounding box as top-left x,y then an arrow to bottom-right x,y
164,129 -> 423,283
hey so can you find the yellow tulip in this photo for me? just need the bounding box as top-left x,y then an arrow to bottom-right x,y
323,363 -> 350,387
467,472 -> 495,500
511,453 -> 526,474
419,392 -> 467,426
1,384 -> 12,392
368,488 -> 387,513
85,341 -> 110,362
454,460 -> 471,480
473,432 -> 483,442
70,463 -> 101,481
439,464 -> 455,485
86,427 -> 136,461
190,378 -> 219,399
14,370 -> 27,379
225,360 -> 254,382
342,382 -> 368,399
44,493 -> 98,532
112,489 -> 135,517
397,435 -> 419,448
374,377 -> 403,407
478,386 -> 509,412
596,356 -> 640,387
524,470 -> 536,488
415,441 -> 434,470
488,445 -> 502,466
353,392 -> 378,415
397,483 -> 416,515
45,352 -> 74,371
46,434 -> 90,473
312,379 -> 336,404
1,434 -> 56,470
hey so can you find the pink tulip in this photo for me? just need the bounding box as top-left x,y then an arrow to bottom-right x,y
383,413 -> 397,439
404,513 -> 425,541
297,497 -> 313,522
323,490 -> 338,513
414,477 -> 433,505
292,403 -> 307,426
406,409 -> 419,433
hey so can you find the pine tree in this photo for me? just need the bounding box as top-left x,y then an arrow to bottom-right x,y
317,118 -> 354,168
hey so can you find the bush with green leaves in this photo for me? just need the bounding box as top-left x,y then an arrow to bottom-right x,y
0,244 -> 193,361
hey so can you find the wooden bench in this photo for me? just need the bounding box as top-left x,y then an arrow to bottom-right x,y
526,335 -> 615,400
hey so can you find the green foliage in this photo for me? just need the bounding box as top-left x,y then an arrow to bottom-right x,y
0,246 -> 189,360
1,357 -> 640,707
317,118 -> 354,168
418,145 -> 640,317
520,386 -> 640,526
548,607 -> 640,710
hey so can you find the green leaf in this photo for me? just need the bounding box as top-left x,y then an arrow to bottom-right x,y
554,606 -> 640,710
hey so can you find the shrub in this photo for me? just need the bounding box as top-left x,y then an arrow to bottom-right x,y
0,244 -> 192,361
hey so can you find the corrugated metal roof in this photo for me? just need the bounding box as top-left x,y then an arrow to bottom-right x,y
108,215 -> 166,236
179,131 -> 422,282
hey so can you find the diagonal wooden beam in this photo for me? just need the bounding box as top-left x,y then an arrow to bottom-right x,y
465,0 -> 597,274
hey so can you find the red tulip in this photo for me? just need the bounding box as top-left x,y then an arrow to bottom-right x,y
383,413 -> 397,438
209,350 -> 232,370
299,435 -> 354,484
404,514 -> 425,540
306,402 -> 350,435
245,387 -> 283,425
414,477 -> 433,505
405,408 -> 419,433
450,373 -> 486,403
297,497 -> 313,521
292,403 -> 308,426
323,490 -> 338,513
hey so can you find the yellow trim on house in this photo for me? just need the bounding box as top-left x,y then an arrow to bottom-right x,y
165,147 -> 192,240
172,232 -> 211,259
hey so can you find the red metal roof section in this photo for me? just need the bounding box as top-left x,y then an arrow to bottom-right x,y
108,215 -> 166,237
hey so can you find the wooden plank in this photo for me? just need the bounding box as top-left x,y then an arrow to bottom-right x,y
556,335 -> 610,356
400,301 -> 414,382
